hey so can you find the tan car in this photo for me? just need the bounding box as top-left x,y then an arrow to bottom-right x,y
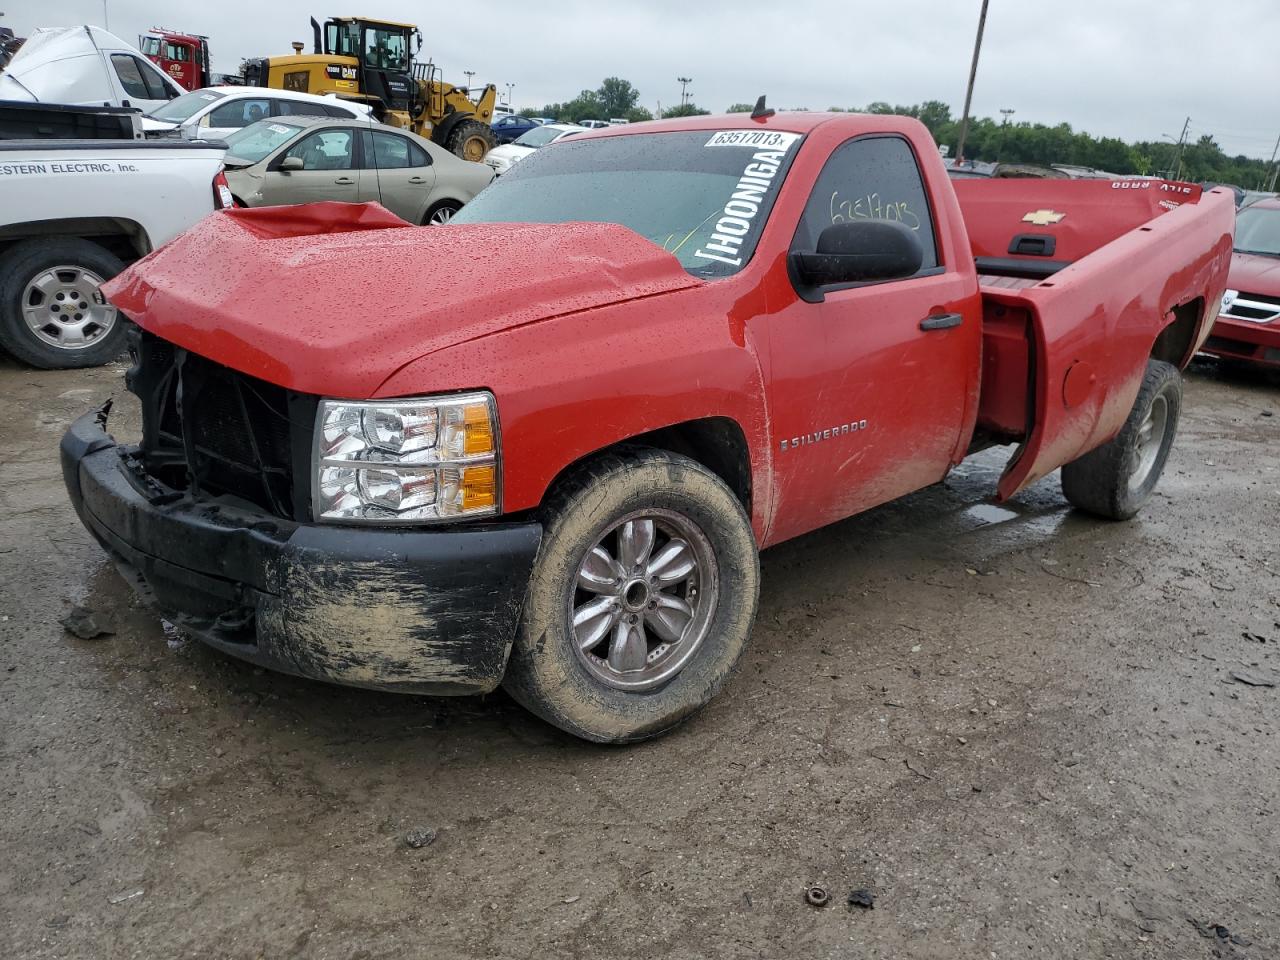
220,115 -> 494,224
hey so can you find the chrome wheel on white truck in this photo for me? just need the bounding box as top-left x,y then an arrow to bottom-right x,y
0,238 -> 127,369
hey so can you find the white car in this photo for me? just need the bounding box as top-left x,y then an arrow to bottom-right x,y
144,86 -> 372,140
483,122 -> 587,175
0,25 -> 184,113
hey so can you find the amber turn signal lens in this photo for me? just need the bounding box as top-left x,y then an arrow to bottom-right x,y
463,403 -> 494,456
461,464 -> 496,511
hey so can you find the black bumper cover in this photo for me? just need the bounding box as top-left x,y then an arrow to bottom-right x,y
61,408 -> 542,695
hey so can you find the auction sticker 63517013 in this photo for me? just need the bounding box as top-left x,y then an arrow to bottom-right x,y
705,130 -> 801,149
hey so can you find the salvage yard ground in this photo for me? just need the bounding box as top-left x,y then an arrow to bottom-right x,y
1,356 -> 1277,959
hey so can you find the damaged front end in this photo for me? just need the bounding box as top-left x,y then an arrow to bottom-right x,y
60,328 -> 542,695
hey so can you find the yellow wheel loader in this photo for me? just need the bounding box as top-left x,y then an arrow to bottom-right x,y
241,17 -> 497,162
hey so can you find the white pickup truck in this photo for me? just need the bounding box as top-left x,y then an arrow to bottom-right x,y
0,138 -> 229,368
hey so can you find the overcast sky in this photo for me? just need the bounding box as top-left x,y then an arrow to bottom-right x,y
6,0 -> 1278,159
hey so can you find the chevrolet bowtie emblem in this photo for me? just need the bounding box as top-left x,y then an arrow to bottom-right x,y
1022,209 -> 1066,225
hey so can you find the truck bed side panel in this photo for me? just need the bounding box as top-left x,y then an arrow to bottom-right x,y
987,189 -> 1235,500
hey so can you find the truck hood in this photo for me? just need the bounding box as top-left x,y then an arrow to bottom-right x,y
103,202 -> 703,398
1227,251 -> 1280,293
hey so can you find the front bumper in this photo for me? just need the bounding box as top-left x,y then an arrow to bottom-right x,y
61,408 -> 542,695
1201,316 -> 1280,367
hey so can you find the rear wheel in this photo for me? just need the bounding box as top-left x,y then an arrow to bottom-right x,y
444,118 -> 496,162
1060,359 -> 1182,520
503,448 -> 760,743
423,200 -> 462,225
0,238 -> 128,369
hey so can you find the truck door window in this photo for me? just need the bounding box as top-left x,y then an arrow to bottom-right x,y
110,54 -> 150,101
209,99 -> 272,129
798,136 -> 939,271
285,130 -> 356,171
165,42 -> 189,61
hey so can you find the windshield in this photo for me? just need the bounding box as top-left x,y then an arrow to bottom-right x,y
140,36 -> 161,57
452,129 -> 803,277
514,125 -> 573,148
149,88 -> 224,122
223,120 -> 305,164
1234,206 -> 1280,258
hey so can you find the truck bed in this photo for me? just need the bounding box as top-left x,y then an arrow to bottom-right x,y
952,178 -> 1236,499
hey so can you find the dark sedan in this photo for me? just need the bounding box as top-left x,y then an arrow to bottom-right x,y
491,114 -> 540,144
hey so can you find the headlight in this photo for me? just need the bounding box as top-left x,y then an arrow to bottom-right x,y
313,392 -> 499,523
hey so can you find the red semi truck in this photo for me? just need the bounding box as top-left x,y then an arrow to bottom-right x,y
61,111 -> 1234,743
139,28 -> 212,92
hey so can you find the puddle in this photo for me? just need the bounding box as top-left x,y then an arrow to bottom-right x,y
965,503 -> 1020,525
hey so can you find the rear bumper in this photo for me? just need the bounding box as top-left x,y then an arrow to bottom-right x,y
1201,317 -> 1280,367
61,407 -> 542,695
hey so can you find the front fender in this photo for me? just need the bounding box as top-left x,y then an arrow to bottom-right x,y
374,285 -> 774,539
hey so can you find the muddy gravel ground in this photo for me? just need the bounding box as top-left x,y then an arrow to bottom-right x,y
1,356 -> 1277,960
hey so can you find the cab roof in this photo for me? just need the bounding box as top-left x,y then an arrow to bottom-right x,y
577,110 -> 922,141
334,16 -> 418,29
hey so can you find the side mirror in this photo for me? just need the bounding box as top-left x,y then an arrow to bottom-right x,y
279,156 -> 304,172
791,220 -> 924,291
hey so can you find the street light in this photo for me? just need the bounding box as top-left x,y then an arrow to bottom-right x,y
463,69 -> 475,92
505,82 -> 514,105
677,76 -> 692,107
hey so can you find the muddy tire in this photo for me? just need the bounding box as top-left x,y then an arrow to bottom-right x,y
503,448 -> 760,743
444,119 -> 496,162
0,238 -> 128,369
1061,359 -> 1182,520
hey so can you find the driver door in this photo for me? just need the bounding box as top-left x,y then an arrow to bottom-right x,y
764,135 -> 982,543
260,127 -> 364,206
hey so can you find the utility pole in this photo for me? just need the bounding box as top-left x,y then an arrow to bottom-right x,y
463,70 -> 475,91
505,82 -> 514,106
1263,129 -> 1280,191
998,107 -> 1015,162
102,0 -> 109,31
954,0 -> 989,164
677,77 -> 692,108
1169,116 -> 1191,181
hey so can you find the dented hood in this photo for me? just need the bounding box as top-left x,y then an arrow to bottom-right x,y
104,203 -> 702,398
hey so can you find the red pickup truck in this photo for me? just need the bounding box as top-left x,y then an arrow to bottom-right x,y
60,112 -> 1234,743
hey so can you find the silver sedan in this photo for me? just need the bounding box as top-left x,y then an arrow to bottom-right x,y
221,115 -> 494,224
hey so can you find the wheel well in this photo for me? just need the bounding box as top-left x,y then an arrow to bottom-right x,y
0,218 -> 150,264
545,417 -> 753,513
1150,297 -> 1204,367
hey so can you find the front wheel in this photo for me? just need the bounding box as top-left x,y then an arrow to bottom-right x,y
0,238 -> 128,369
1060,359 -> 1182,520
444,119 -> 497,162
503,448 -> 760,743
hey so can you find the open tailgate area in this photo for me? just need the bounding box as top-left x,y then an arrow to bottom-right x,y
953,180 -> 1236,500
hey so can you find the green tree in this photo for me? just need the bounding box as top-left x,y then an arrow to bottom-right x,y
662,103 -> 711,118
597,77 -> 641,119
726,102 -> 755,113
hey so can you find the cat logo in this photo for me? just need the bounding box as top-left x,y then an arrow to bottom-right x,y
1022,209 -> 1066,226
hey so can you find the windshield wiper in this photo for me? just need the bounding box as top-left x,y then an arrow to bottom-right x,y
1234,248 -> 1280,258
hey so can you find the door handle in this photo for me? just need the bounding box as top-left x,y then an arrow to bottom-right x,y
408,176 -> 427,184
334,177 -> 355,185
920,312 -> 963,331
